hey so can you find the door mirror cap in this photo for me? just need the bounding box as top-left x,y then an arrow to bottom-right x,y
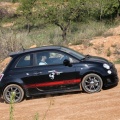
63,59 -> 72,67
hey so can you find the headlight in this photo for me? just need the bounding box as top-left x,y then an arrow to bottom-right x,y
103,64 -> 110,69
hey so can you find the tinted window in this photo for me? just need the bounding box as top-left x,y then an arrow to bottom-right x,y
36,50 -> 78,66
61,47 -> 85,60
16,54 -> 32,68
36,51 -> 48,66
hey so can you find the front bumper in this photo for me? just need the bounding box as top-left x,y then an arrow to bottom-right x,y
103,63 -> 119,88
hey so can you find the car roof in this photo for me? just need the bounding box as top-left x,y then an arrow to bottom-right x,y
9,45 -> 61,57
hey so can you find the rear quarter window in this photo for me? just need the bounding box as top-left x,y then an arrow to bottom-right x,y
16,54 -> 32,68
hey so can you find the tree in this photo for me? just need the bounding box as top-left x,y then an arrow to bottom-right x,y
37,0 -> 87,43
85,0 -> 108,21
93,0 -> 120,21
17,0 -> 37,33
116,0 -> 120,18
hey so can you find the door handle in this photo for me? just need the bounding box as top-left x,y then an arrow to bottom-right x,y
33,72 -> 42,75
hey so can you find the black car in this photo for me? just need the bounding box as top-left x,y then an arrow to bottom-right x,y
0,46 -> 119,103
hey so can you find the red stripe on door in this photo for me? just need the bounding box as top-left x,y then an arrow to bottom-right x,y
25,79 -> 81,88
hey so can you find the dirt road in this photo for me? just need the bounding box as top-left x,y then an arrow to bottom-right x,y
0,65 -> 120,120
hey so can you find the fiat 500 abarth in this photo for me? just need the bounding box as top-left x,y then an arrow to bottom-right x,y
0,46 -> 119,103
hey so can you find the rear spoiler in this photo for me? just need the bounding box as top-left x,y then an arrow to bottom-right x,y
9,51 -> 23,57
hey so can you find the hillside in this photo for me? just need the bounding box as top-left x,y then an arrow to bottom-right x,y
70,36 -> 120,62
1,7 -> 120,119
69,25 -> 120,61
1,40 -> 120,120
1,1 -> 120,120
1,25 -> 120,72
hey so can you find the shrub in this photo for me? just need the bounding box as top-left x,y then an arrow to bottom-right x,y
107,48 -> 111,57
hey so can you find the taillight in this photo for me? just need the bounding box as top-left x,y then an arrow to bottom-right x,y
0,74 -> 4,81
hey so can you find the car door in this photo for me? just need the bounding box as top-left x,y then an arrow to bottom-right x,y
29,50 -> 81,94
10,53 -> 39,95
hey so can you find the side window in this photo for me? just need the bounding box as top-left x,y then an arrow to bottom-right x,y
49,52 -> 65,64
49,51 -> 78,64
36,51 -> 78,66
36,52 -> 48,66
16,54 -> 32,68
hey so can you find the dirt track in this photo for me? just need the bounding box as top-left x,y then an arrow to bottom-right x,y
0,65 -> 120,120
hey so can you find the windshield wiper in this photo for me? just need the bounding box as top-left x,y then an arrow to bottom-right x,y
85,54 -> 90,58
80,55 -> 90,61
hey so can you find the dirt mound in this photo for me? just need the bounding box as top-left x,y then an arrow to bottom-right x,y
0,57 -> 11,73
69,35 -> 120,62
0,2 -> 19,12
104,25 -> 120,36
29,45 -> 37,48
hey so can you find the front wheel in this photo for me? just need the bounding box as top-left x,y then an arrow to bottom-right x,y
3,84 -> 24,103
82,73 -> 103,93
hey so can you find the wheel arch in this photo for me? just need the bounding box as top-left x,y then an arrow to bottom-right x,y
81,72 -> 103,93
81,71 -> 104,83
2,82 -> 28,98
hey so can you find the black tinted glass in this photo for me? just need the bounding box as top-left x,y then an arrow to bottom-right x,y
16,54 -> 32,68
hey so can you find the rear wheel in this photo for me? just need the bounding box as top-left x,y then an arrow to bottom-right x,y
3,84 -> 24,103
82,73 -> 103,93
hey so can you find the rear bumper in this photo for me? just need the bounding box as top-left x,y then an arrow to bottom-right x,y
0,84 -> 3,97
0,88 -> 2,97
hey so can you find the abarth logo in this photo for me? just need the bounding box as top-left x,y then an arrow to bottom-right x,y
49,72 -> 55,80
48,70 -> 63,80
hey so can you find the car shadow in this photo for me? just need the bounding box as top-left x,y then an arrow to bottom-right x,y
25,91 -> 82,101
0,91 -> 83,103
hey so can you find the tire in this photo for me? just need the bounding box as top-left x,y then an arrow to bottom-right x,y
82,73 -> 103,93
3,84 -> 24,103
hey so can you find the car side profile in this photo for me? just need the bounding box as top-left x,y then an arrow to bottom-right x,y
0,46 -> 119,103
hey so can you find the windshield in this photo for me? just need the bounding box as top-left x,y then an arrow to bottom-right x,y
61,47 -> 85,60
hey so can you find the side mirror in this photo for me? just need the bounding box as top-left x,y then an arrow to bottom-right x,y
63,59 -> 72,67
